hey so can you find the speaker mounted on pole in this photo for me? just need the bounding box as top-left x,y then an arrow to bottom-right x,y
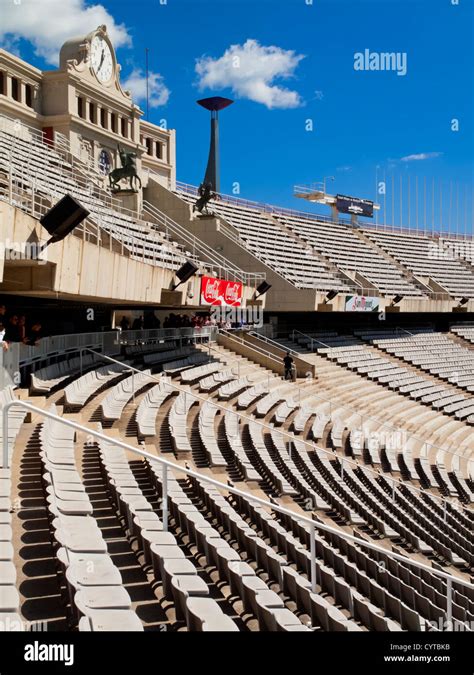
171,260 -> 199,290
40,194 -> 90,247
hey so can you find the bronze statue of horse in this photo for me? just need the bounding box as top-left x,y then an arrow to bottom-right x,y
109,145 -> 142,192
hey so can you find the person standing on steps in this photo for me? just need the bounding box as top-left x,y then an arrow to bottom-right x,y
283,351 -> 294,380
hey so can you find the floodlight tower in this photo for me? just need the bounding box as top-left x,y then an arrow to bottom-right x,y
197,96 -> 234,195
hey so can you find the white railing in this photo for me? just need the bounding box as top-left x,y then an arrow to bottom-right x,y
2,397 -> 472,626
119,326 -> 217,344
247,330 -> 300,356
291,329 -> 333,352
1,327 -> 219,387
176,179 -> 474,242
18,331 -> 120,366
142,200 -> 265,286
89,345 -> 474,509
240,329 -> 474,475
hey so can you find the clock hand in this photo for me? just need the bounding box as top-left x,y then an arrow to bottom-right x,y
98,49 -> 105,71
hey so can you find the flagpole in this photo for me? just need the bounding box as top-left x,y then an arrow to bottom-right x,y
145,47 -> 150,121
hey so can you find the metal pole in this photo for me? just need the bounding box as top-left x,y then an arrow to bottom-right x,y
79,348 -> 83,375
375,166 -> 378,225
446,577 -> 452,629
162,464 -> 168,531
145,47 -> 150,122
2,405 -> 10,469
310,522 -> 317,593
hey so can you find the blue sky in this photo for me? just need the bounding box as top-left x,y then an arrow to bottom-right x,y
1,0 -> 473,230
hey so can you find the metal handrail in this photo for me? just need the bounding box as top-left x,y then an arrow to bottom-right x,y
119,326 -> 216,344
291,329 -> 333,351
28,343 -> 467,519
2,398 -> 472,623
142,200 -> 265,286
247,331 -> 300,357
176,179 -> 474,243
218,330 -> 287,369
243,330 -> 474,468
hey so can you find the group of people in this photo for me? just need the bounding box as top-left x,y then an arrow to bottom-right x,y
119,314 -> 161,331
119,312 -> 235,332
0,305 -> 42,349
162,313 -> 230,329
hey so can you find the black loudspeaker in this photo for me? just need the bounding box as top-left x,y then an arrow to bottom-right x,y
175,260 -> 199,284
392,295 -> 404,305
256,280 -> 272,297
325,289 -> 339,302
40,194 -> 90,243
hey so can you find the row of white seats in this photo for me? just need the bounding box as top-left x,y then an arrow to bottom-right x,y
39,408 -> 141,631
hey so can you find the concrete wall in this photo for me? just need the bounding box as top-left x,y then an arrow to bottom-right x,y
0,202 -> 261,310
144,179 -> 322,312
0,202 -> 197,306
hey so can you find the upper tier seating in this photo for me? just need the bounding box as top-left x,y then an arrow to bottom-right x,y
273,213 -> 424,297
177,189 -> 474,300
363,229 -> 474,298
358,330 -> 474,393
451,323 -> 474,345
178,191 -> 352,292
0,128 -> 191,271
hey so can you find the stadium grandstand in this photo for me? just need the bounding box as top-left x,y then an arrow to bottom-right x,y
0,21 -> 472,646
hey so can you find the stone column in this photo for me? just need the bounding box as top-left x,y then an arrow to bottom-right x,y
5,73 -> 13,99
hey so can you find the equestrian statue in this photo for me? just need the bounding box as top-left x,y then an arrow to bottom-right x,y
194,182 -> 215,215
109,144 -> 142,192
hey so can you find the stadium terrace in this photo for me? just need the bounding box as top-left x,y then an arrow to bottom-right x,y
0,14 -> 472,657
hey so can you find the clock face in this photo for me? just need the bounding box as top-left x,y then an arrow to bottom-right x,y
98,149 -> 112,175
90,35 -> 113,83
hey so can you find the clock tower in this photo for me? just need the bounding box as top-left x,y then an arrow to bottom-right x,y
0,25 -> 176,191
41,25 -> 143,182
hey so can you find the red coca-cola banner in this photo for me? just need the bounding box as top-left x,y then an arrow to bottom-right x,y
200,276 -> 243,306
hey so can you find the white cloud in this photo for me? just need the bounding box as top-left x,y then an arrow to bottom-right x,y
400,152 -> 443,162
122,68 -> 170,108
0,0 -> 131,65
195,39 -> 305,109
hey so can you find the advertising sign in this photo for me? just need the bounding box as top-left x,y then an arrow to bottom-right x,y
345,295 -> 380,312
200,276 -> 243,306
336,194 -> 374,218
